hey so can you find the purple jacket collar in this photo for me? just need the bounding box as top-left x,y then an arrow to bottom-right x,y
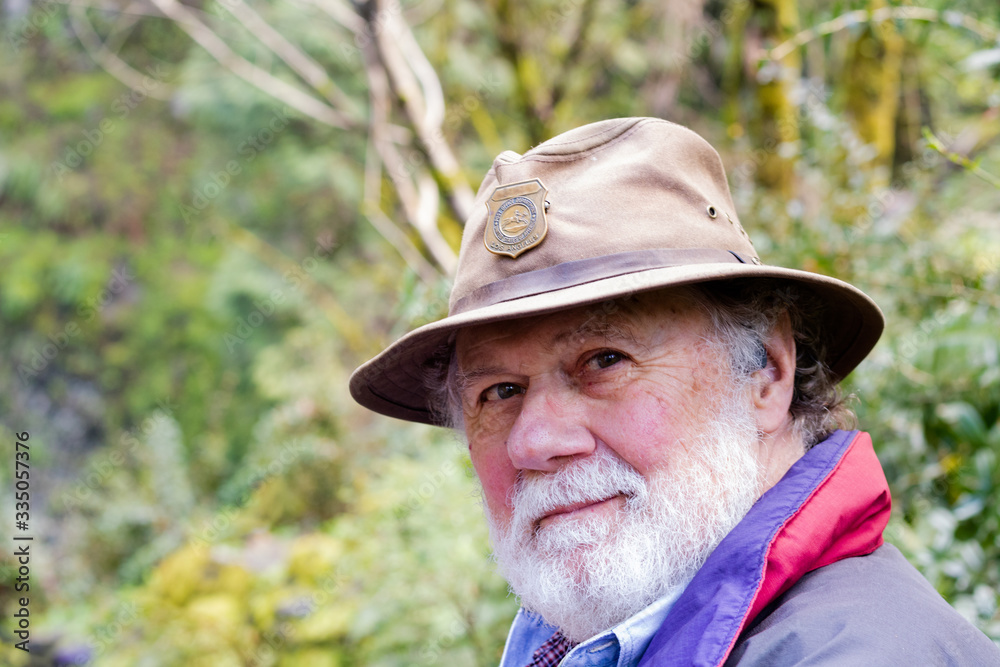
638,430 -> 891,666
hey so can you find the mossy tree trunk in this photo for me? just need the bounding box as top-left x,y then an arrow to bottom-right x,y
724,0 -> 802,198
844,6 -> 904,185
753,0 -> 801,198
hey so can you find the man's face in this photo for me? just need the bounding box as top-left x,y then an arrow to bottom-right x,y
458,290 -> 740,533
455,290 -> 765,641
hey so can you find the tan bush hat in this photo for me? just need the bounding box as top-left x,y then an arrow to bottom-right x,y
349,117 -> 883,425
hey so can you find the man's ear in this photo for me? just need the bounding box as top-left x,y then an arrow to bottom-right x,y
752,311 -> 796,436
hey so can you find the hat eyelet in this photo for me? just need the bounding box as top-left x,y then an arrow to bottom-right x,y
707,205 -> 718,219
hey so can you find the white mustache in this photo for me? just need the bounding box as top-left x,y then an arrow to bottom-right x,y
507,451 -> 648,532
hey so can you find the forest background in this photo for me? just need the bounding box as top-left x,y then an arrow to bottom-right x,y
1,0 -> 999,664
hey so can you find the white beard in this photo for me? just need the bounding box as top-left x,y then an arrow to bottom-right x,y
484,391 -> 764,644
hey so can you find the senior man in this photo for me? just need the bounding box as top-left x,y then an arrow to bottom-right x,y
350,118 -> 1000,665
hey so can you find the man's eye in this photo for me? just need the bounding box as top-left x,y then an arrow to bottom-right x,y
481,382 -> 525,402
588,350 -> 626,370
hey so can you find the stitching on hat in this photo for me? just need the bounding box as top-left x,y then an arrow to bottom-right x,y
495,150 -> 521,164
516,119 -> 653,164
528,118 -> 644,151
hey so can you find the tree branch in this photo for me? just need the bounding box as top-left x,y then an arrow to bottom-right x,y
145,0 -> 358,129
361,69 -> 443,285
68,4 -> 173,100
369,0 -> 475,224
924,129 -> 1000,190
362,203 -> 443,285
53,0 -> 167,20
767,7 -> 999,62
215,0 -> 363,120
305,0 -> 365,33
362,38 -> 458,275
100,7 -> 141,53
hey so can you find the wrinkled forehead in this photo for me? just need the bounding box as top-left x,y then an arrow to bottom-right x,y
454,287 -> 710,366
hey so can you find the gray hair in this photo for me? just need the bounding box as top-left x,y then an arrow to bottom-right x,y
424,335 -> 465,430
424,280 -> 854,448
687,280 -> 855,448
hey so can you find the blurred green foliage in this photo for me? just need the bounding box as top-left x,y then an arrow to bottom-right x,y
0,0 -> 998,664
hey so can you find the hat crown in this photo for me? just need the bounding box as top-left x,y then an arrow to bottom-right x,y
449,118 -> 758,313
348,117 -> 883,425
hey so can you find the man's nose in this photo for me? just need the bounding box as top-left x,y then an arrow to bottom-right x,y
505,380 -> 595,472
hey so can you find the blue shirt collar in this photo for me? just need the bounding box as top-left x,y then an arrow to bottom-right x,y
498,579 -> 690,667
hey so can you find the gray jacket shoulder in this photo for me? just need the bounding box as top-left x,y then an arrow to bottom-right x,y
726,543 -> 1000,666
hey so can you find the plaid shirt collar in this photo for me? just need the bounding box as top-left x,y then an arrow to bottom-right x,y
524,630 -> 576,667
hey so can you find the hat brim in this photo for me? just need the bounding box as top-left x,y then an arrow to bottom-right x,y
349,262 -> 884,425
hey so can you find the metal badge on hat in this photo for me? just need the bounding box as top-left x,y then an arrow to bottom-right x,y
483,178 -> 549,258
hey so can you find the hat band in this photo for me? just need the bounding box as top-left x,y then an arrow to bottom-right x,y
451,247 -> 749,315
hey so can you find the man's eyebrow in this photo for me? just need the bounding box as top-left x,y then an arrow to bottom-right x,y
551,316 -> 641,347
454,365 -> 508,394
